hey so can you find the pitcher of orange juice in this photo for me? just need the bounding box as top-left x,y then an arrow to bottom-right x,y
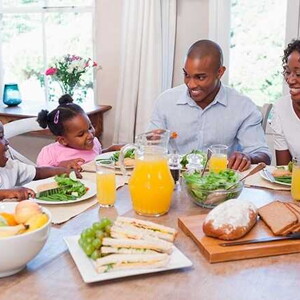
119,130 -> 175,217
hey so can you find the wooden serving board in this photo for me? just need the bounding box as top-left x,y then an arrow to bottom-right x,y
178,214 -> 300,263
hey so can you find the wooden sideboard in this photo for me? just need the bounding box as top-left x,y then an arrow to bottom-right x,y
0,100 -> 112,139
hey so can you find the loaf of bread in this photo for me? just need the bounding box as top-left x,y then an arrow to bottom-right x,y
203,199 -> 258,240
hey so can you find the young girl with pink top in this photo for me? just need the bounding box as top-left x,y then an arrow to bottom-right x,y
36,95 -> 119,170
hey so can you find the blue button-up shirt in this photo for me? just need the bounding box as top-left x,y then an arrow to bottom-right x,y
149,83 -> 271,158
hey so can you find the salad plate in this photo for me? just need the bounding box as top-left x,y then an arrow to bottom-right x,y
64,235 -> 193,283
25,178 -> 96,205
260,166 -> 291,186
96,151 -> 135,169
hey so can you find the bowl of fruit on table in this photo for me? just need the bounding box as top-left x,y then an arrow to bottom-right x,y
0,200 -> 51,277
182,169 -> 243,209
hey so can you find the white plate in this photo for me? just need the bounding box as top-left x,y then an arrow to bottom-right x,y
260,166 -> 291,186
25,178 -> 96,205
96,152 -> 134,169
64,235 -> 193,283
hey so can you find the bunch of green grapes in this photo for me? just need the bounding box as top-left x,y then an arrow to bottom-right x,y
78,218 -> 112,260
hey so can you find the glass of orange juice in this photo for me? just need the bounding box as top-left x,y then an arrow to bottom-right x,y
209,144 -> 228,173
291,157 -> 300,201
96,161 -> 116,207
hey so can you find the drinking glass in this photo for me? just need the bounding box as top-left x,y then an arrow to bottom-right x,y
291,157 -> 300,201
96,161 -> 116,207
209,144 -> 228,173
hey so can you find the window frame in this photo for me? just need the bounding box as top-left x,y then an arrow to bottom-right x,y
0,1 -> 96,103
209,0 -> 300,95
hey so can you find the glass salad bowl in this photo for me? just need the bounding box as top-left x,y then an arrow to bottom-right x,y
181,169 -> 244,209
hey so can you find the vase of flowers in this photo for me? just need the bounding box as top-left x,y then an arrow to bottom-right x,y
45,54 -> 99,101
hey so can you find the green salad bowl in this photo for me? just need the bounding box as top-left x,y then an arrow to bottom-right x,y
182,169 -> 244,209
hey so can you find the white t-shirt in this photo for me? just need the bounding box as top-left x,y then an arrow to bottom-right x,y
0,159 -> 36,189
270,95 -> 300,158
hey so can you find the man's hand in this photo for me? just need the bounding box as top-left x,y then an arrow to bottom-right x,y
227,151 -> 251,172
1,187 -> 36,201
58,158 -> 85,171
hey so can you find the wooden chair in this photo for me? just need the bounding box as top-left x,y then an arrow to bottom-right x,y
4,117 -> 41,166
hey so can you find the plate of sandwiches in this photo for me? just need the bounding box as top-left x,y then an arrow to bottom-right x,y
64,217 -> 192,283
96,150 -> 135,170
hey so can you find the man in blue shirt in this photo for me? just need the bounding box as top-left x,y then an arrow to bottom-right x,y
149,40 -> 271,171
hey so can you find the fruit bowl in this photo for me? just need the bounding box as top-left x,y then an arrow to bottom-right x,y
0,202 -> 51,278
182,169 -> 244,209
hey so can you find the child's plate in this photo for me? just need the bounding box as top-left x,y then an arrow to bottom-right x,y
25,178 -> 96,205
96,151 -> 135,169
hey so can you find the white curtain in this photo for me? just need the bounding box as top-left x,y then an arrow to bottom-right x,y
113,0 -> 177,144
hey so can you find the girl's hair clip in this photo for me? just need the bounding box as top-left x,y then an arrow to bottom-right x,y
54,110 -> 60,124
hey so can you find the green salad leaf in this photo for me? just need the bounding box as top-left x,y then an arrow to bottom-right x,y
96,149 -> 135,164
37,174 -> 87,202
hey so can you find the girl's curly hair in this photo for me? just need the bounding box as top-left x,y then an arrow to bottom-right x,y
282,39 -> 300,66
36,94 -> 85,136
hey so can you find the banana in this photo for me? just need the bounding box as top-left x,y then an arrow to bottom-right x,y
0,224 -> 27,238
25,213 -> 49,232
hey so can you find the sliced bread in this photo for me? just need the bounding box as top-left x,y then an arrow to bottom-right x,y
258,201 -> 298,235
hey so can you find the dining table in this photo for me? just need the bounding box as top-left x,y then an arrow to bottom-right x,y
1,169 -> 299,300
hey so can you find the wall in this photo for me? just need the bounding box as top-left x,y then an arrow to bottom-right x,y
173,0 -> 209,86
96,0 -> 210,147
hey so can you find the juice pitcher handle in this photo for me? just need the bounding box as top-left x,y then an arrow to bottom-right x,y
119,144 -> 137,176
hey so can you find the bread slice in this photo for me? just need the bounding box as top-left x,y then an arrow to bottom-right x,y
258,201 -> 298,235
280,203 -> 300,235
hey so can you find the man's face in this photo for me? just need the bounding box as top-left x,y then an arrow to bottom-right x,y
0,123 -> 9,167
283,50 -> 300,102
183,56 -> 225,108
59,114 -> 96,150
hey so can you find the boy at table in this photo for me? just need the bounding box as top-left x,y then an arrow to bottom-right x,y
0,121 -> 81,201
149,39 -> 271,171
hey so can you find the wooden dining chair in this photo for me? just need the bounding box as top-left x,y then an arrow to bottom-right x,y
3,117 -> 41,166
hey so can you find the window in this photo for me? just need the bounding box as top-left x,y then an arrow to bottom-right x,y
0,0 -> 95,103
209,0 -> 299,105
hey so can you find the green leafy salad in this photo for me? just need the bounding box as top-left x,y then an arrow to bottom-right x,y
183,169 -> 242,206
37,173 -> 87,202
96,149 -> 135,165
180,150 -> 207,168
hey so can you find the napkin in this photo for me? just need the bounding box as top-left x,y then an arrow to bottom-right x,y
242,165 -> 291,191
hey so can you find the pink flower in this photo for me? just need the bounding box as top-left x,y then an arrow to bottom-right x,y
93,61 -> 97,67
45,67 -> 57,76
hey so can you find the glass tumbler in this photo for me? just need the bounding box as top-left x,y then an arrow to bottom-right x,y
209,144 -> 228,173
291,157 -> 300,201
96,161 -> 116,207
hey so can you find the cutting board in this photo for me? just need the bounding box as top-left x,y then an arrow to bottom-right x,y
178,214 -> 300,263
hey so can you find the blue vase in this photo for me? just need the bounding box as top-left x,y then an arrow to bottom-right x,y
3,83 -> 22,106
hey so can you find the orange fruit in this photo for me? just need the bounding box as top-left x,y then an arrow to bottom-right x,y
0,212 -> 18,226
